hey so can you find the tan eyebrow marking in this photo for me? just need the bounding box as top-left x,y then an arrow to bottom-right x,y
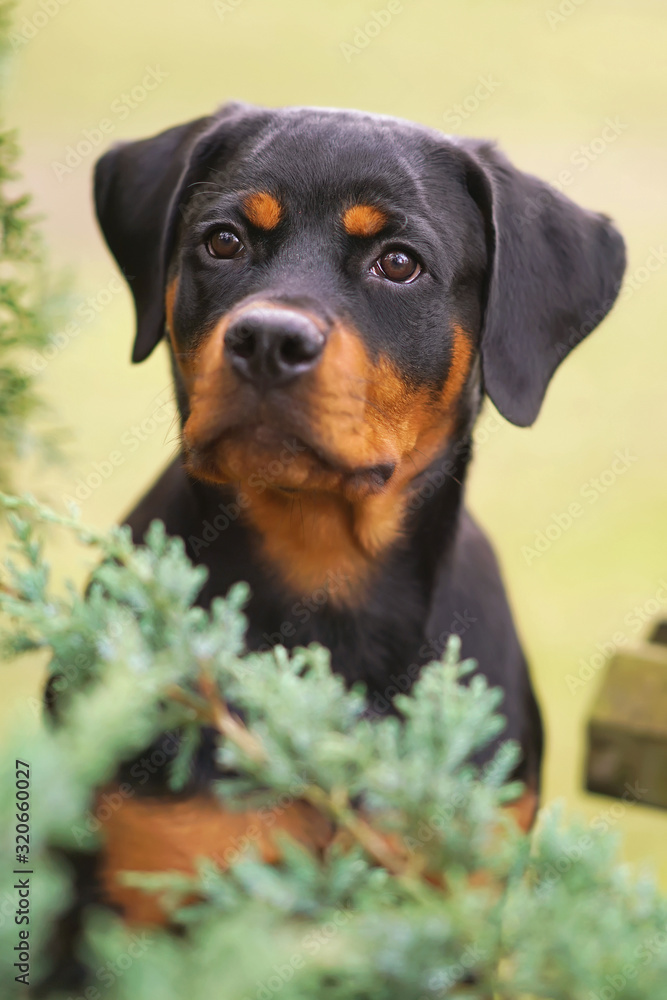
342,204 -> 388,238
242,191 -> 283,230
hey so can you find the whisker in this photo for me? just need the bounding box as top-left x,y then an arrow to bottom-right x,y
164,431 -> 183,448
406,451 -> 420,474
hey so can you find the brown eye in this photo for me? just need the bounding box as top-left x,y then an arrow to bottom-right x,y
373,249 -> 421,283
207,229 -> 244,259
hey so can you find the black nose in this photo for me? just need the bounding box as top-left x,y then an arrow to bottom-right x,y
224,307 -> 326,387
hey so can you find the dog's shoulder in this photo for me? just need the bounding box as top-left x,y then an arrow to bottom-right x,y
426,508 -> 525,682
426,509 -> 543,780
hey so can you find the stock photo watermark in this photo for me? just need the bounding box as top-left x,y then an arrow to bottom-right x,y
60,387 -> 174,507
243,906 -> 354,1000
586,929 -> 667,1000
546,0 -> 589,31
213,0 -> 247,19
367,605 -> 478,718
51,66 -> 168,181
566,580 -> 667,694
619,245 -> 667,301
256,569 -> 351,650
9,0 -> 73,50
63,930 -> 152,1000
553,244 -> 667,362
198,775 -> 311,874
340,1 -> 403,62
20,274 -> 125,376
187,437 -> 310,556
521,448 -> 638,566
535,779 -> 648,899
70,731 -> 183,847
443,75 -> 501,129
403,743 -> 518,855
519,116 -> 628,229
421,942 -> 487,996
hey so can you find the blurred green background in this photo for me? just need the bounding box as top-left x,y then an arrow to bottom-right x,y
3,0 -> 666,881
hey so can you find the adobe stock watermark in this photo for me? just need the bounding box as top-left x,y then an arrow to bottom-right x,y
51,66 -> 168,181
519,116 -> 629,229
586,930 -> 667,1000
20,275 -> 124,376
535,779 -> 647,898
420,943 -> 487,996
546,0 -> 589,31
565,580 -> 667,694
403,743 -> 517,854
199,774 -> 310,876
406,409 -> 506,516
521,448 -> 638,566
71,731 -> 182,847
191,411 -> 504,559
244,907 -> 354,1000
60,387 -> 174,507
9,0 -> 73,50
553,244 -> 667,362
213,0 -> 246,17
340,1 -> 403,63
256,570 -> 351,651
443,75 -> 501,129
186,437 -> 309,556
367,607 -> 478,718
620,245 -> 667,302
65,931 -> 152,1000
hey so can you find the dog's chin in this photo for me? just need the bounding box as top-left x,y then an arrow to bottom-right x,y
183,426 -> 396,500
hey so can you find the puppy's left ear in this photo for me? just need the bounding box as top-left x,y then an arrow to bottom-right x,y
94,117 -> 214,363
94,101 -> 262,363
459,140 -> 626,426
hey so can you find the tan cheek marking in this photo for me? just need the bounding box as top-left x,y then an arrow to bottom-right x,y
165,275 -> 179,337
165,274 -> 198,392
243,191 -> 283,230
310,324 -> 452,482
182,312 -> 235,452
342,204 -> 388,238
441,326 -> 473,410
303,323 -> 465,563
350,327 -> 474,557
308,324 -> 378,467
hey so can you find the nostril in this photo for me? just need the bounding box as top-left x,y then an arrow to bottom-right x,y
279,332 -> 322,366
368,463 -> 395,488
231,327 -> 256,360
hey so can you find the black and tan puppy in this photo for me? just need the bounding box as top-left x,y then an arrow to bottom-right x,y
94,102 -> 625,809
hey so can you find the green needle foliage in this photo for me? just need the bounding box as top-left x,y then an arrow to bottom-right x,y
0,0 -> 65,488
1,493 -> 667,1000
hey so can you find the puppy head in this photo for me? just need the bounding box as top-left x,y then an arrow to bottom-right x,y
94,102 -> 625,542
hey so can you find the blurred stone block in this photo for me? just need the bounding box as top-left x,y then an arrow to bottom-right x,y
650,619 -> 667,646
585,634 -> 667,809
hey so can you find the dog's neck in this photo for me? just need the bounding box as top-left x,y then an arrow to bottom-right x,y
178,431 -> 474,694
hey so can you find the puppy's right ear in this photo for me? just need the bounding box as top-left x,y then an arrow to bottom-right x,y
94,117 -> 213,362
